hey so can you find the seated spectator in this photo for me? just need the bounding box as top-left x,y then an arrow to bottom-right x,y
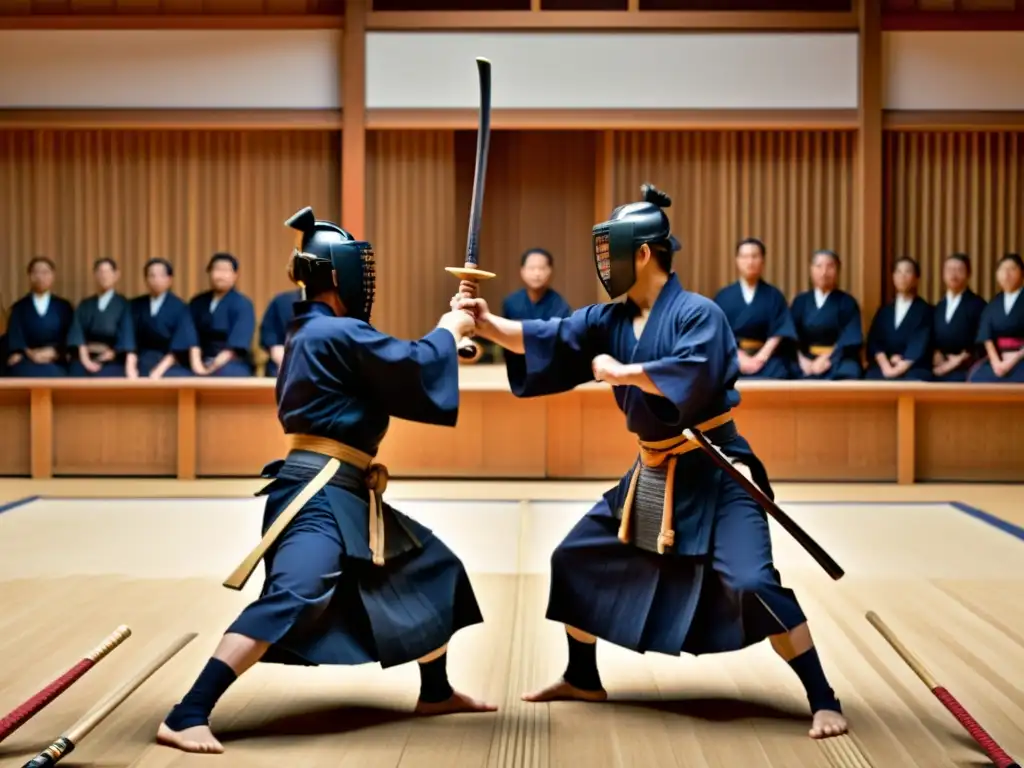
713,237 -> 794,379
6,257 -> 74,378
259,288 -> 302,377
789,249 -> 863,380
931,253 -> 986,382
969,253 -> 1024,383
67,258 -> 134,378
126,258 -> 197,379
502,248 -> 571,321
188,253 -> 256,377
865,257 -> 933,381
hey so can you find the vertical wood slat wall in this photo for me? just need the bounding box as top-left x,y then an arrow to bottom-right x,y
0,130 -> 341,320
612,130 -> 857,300
5,126 -> 1024,338
883,131 -> 1024,303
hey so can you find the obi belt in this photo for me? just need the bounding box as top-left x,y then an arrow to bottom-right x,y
616,411 -> 739,555
266,434 -> 409,566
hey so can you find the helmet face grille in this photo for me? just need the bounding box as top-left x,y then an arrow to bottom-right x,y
360,245 -> 376,320
593,231 -> 611,285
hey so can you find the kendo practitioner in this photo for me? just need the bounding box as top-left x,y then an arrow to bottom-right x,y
67,258 -> 135,377
713,237 -> 795,379
932,253 -> 986,382
789,250 -> 864,380
6,257 -> 74,378
126,258 -> 198,378
455,185 -> 847,740
865,257 -> 933,381
969,253 -> 1024,383
259,288 -> 303,377
157,208 -> 494,755
188,253 -> 256,377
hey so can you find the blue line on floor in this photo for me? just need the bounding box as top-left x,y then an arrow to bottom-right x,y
0,496 -> 41,516
950,501 -> 1024,543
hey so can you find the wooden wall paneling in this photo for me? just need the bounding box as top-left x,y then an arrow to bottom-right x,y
0,390 -> 32,477
380,393 -> 547,477
897,394 -> 915,484
856,0 -> 883,329
177,388 -> 196,480
454,130 -> 599,313
0,111 -> 344,131
195,388 -> 284,476
29,388 -> 53,479
734,390 -> 898,481
364,10 -> 859,29
342,0 -> 366,238
544,389 -> 636,479
366,130 -> 457,339
914,400 -> 1024,482
0,129 -> 341,319
595,130 -> 614,303
51,388 -> 177,475
611,130 -> 856,300
0,0 -> 344,15
366,110 -> 859,132
883,130 -> 1024,302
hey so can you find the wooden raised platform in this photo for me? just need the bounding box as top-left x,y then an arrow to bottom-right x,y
1,368 -> 1021,484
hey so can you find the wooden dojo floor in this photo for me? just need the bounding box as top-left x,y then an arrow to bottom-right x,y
0,480 -> 1023,768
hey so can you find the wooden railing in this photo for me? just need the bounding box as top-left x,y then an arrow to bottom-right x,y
1,369 -> 1021,484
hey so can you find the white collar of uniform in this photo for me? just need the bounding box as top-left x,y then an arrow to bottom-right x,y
944,289 -> 963,322
97,289 -> 116,311
1005,287 -> 1022,314
150,291 -> 168,315
813,287 -> 831,309
738,279 -> 758,305
894,293 -> 913,328
32,291 -> 51,316
210,292 -> 225,313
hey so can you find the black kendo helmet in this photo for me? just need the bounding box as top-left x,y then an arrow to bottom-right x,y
592,184 -> 681,299
285,207 -> 376,322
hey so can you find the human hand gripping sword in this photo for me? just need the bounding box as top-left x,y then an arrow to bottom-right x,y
446,57 -> 494,364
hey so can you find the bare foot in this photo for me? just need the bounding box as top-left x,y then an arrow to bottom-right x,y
522,678 -> 608,703
809,709 -> 848,739
414,689 -> 498,716
156,722 -> 225,754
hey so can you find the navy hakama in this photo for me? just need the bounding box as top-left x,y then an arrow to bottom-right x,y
509,277 -> 807,658
932,290 -> 986,382
713,280 -> 795,380
230,302 -> 483,668
789,290 -> 864,380
189,288 -> 256,377
865,297 -> 933,381
259,289 -> 302,377
67,293 -> 134,378
969,292 -> 1024,383
5,294 -> 74,377
129,293 -> 197,377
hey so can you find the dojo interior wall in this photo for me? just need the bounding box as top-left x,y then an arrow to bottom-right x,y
882,132 -> 1024,303
0,129 -> 342,323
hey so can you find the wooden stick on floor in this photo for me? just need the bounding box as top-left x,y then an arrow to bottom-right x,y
20,633 -> 197,768
0,625 -> 131,744
866,611 -> 1020,768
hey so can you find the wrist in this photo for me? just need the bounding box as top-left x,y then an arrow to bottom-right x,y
472,313 -> 495,341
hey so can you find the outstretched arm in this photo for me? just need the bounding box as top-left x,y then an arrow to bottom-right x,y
456,295 -> 609,398
348,310 -> 475,427
474,312 -> 526,355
